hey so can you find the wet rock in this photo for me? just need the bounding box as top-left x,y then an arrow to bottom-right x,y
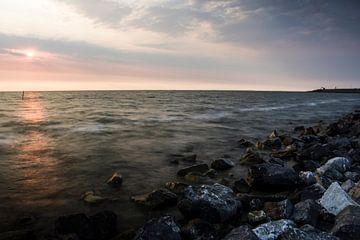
106,172 -> 123,188
181,219 -> 216,240
232,178 -> 250,193
247,163 -> 300,191
131,188 -> 177,209
264,199 -> 294,220
238,192 -> 289,205
320,182 -> 359,215
81,191 -> 106,204
165,182 -> 189,195
240,149 -> 264,165
294,126 -> 305,135
253,219 -> 296,240
204,169 -> 218,178
168,153 -> 197,164
269,130 -> 279,139
344,171 -> 360,182
279,225 -> 339,240
293,160 -> 321,173
317,157 -> 352,176
211,158 -> 235,170
178,183 -> 242,223
341,179 -> 355,192
257,138 -> 282,150
222,225 -> 259,240
133,216 -> 181,240
331,205 -> 360,240
177,164 -> 209,177
299,183 -> 326,201
292,199 -> 320,226
249,198 -> 264,211
89,211 -> 117,240
299,171 -> 317,186
238,139 -> 255,148
304,127 -> 316,136
350,181 -> 360,203
184,172 -> 209,183
248,210 -> 267,225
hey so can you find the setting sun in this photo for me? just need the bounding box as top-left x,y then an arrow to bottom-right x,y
26,51 -> 34,58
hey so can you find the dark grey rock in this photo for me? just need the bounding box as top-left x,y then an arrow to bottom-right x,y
247,163 -> 300,191
222,225 -> 259,240
253,219 -> 296,240
165,182 -> 189,195
0,230 -> 36,240
279,225 -> 339,240
249,198 -> 263,211
232,178 -> 250,193
106,172 -> 123,188
211,158 -> 235,170
178,183 -> 242,223
317,157 -> 352,176
299,171 -> 317,186
240,149 -> 264,165
238,139 -> 255,148
300,183 -> 326,201
292,199 -> 320,226
134,216 -> 181,240
350,181 -> 360,203
341,179 -> 355,192
344,171 -> 360,182
293,160 -> 321,173
177,164 -> 209,177
264,199 -> 293,220
331,205 -> 360,240
131,188 -> 177,209
181,219 -> 216,240
248,210 -> 267,225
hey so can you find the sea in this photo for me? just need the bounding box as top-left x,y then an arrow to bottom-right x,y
0,91 -> 359,232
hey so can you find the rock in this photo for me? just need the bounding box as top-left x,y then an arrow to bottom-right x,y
341,179 -> 355,192
299,184 -> 326,201
332,205 -> 360,240
177,164 -> 209,177
294,126 -> 305,135
279,225 -> 339,240
178,183 -> 242,223
238,192 -> 289,205
350,181 -> 360,203
0,230 -> 36,240
250,199 -> 264,211
297,144 -> 333,161
293,160 -> 321,173
240,149 -> 264,165
204,169 -> 218,178
168,153 -> 197,164
248,210 -> 267,225
238,139 -> 255,148
264,199 -> 294,220
232,178 -> 250,193
106,172 -> 123,188
269,130 -> 279,139
257,138 -> 282,150
247,163 -> 300,191
223,225 -> 259,240
292,199 -> 320,226
317,157 -> 352,176
81,191 -> 106,204
184,172 -> 209,183
299,171 -> 317,186
344,171 -> 360,182
211,158 -> 235,170
89,211 -> 117,240
181,219 -> 216,240
133,216 -> 181,240
253,219 -> 296,240
304,127 -> 316,136
131,188 -> 177,209
165,182 -> 188,195
320,182 -> 359,215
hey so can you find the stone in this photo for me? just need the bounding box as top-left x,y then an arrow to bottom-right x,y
249,198 -> 263,211
238,192 -> 289,205
211,158 -> 235,170
317,157 -> 352,176
181,219 -> 216,240
253,219 -> 296,240
269,130 -> 279,139
177,164 -> 209,177
304,127 -> 316,136
106,172 -> 123,188
247,163 -> 300,191
204,169 -> 218,178
297,144 -> 333,161
279,225 -> 339,240
232,178 -> 250,193
299,184 -> 326,201
248,210 -> 267,225
293,160 -> 321,173
89,211 -> 117,240
258,138 -> 282,150
240,149 -> 264,165
341,179 -> 355,192
223,225 -> 259,240
238,138 -> 255,148
133,216 -> 181,240
0,230 -> 36,240
294,126 -> 305,134
131,188 -> 177,209
299,171 -> 317,186
178,183 -> 242,223
344,171 -> 360,182
81,191 -> 106,204
320,182 -> 359,215
264,199 -> 294,220
165,182 -> 188,195
332,205 -> 360,240
292,199 -> 320,226
350,181 -> 360,203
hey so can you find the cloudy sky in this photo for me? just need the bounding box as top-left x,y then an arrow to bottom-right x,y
0,0 -> 359,91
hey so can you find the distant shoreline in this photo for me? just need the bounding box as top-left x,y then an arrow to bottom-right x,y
310,88 -> 360,93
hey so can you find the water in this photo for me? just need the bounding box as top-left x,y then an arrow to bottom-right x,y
0,91 -> 359,232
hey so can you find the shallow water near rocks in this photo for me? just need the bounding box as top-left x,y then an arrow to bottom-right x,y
0,90 -> 359,232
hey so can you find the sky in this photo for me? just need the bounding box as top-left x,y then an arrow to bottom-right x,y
0,0 -> 359,91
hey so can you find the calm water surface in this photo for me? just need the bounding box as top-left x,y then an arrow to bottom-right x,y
0,91 -> 359,232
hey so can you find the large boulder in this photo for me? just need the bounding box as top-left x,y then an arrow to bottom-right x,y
292,199 -> 321,226
263,199 -> 293,220
134,216 -> 181,240
177,164 -> 209,177
131,188 -> 177,209
222,225 -> 259,240
279,225 -> 339,240
253,219 -> 296,240
178,183 -> 242,223
211,158 -> 235,170
331,205 -> 360,240
316,157 -> 352,176
320,182 -> 359,215
247,163 -> 300,191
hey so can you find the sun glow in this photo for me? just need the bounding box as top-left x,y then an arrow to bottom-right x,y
26,51 -> 34,58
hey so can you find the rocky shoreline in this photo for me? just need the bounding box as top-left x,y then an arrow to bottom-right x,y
2,110 -> 360,240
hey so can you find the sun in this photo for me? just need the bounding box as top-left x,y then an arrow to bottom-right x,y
26,51 -> 34,58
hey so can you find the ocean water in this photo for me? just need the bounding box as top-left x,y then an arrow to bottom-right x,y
0,91 -> 359,232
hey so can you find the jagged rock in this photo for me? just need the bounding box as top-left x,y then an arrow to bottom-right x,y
253,219 -> 296,240
250,199 -> 264,211
247,163 -> 300,191
178,183 -> 242,223
131,188 -> 177,209
81,191 -> 106,204
264,199 -> 293,220
240,149 -> 264,165
177,164 -> 209,177
238,139 -> 255,148
248,210 -> 267,225
317,157 -> 352,176
279,225 -> 339,240
232,178 -> 250,193
320,182 -> 359,215
299,171 -> 317,186
257,138 -> 282,150
331,205 -> 360,240
106,172 -> 123,188
211,158 -> 235,170
223,225 -> 259,240
181,219 -> 216,240
269,130 -> 279,139
292,199 -> 320,226
341,179 -> 355,192
133,216 -> 181,240
299,184 -> 326,201
165,182 -> 188,195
